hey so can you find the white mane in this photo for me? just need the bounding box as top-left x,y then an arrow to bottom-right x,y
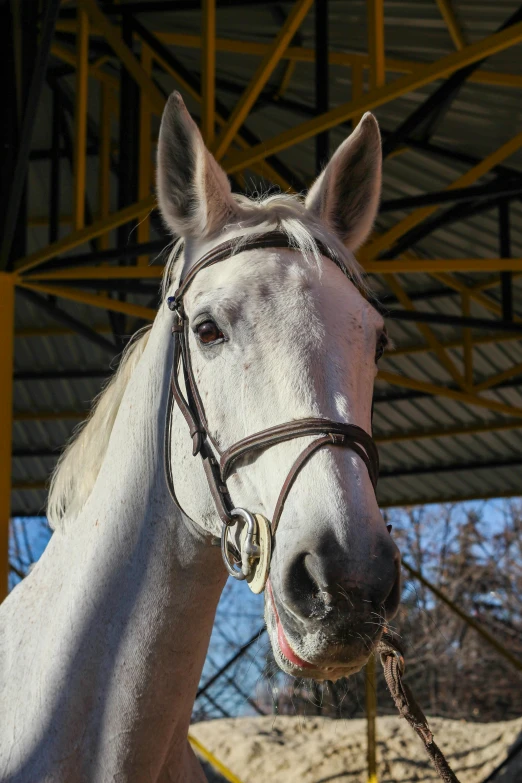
47,192 -> 362,530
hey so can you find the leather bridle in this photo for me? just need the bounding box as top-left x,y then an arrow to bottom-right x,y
164,230 -> 379,580
164,232 -> 461,783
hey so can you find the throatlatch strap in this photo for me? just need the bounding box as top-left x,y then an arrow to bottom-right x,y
378,633 -> 460,783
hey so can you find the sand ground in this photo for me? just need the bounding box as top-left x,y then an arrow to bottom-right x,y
192,714 -> 522,782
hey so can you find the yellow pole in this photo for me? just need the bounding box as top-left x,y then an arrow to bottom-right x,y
201,0 -> 216,145
435,0 -> 466,50
74,7 -> 89,231
367,0 -> 385,89
462,292 -> 473,388
98,82 -> 112,251
188,734 -> 244,783
366,652 -> 378,783
137,44 -> 153,265
0,274 -> 15,601
351,59 -> 365,129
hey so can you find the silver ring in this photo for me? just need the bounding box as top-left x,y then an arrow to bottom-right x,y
220,508 -> 259,580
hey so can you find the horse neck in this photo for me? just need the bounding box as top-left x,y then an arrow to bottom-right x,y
3,304 -> 226,781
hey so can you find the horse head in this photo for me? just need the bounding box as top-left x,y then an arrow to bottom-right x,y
158,92 -> 400,681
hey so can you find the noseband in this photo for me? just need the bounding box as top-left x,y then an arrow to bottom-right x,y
165,230 -> 379,588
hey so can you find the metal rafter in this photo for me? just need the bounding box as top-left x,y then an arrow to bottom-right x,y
211,0 -> 315,161
221,20 -> 522,174
6,0 -> 522,552
378,371 -> 522,419
381,5 -> 522,158
364,132 -> 522,261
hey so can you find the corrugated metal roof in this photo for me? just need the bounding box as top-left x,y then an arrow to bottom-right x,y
12,0 -> 522,513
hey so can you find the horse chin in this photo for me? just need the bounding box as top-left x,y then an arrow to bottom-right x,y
264,582 -> 369,682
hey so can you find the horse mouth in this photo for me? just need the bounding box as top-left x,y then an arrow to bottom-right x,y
265,582 -> 368,680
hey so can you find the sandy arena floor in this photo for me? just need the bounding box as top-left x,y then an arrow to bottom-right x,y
192,714 -> 522,782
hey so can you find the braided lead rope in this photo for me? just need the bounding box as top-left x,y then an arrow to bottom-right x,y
377,633 -> 461,783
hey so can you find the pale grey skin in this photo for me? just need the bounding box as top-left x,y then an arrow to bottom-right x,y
0,93 -> 400,781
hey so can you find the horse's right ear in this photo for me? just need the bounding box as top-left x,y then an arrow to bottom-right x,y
157,92 -> 240,238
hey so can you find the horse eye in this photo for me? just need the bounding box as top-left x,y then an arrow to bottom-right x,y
195,320 -> 224,345
375,333 -> 388,362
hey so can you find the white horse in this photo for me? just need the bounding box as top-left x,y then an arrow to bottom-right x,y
0,92 -> 400,782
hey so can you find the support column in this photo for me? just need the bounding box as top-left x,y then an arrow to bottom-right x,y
499,200 -> 513,322
73,6 -> 89,231
367,0 -> 385,90
462,292 -> 473,389
98,82 -> 112,252
0,274 -> 15,601
366,652 -> 378,783
315,0 -> 329,173
201,0 -> 216,146
137,44 -> 152,265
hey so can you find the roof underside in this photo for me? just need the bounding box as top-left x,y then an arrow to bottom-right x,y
10,0 -> 522,514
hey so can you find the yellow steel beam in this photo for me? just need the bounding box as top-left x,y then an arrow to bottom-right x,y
363,131 -> 522,261
390,330 -> 521,357
364,258 -> 522,274
28,256 -> 522,282
377,370 -> 522,418
402,560 -> 522,673
18,282 -> 157,321
91,54 -> 111,71
24,265 -> 163,281
472,271 -> 522,293
188,734 -> 244,783
0,274 -> 15,601
462,292 -> 473,388
365,652 -> 378,783
367,0 -> 385,90
15,194 -> 156,274
376,416 -> 522,444
475,361 -> 522,392
57,25 -> 522,88
78,0 -> 165,115
14,410 -> 87,421
435,0 -> 466,50
212,0 -> 315,161
28,215 -> 74,227
351,59 -> 365,129
383,274 -> 466,389
12,481 -> 47,492
15,324 -> 111,338
201,0 -> 216,145
427,271 -> 514,323
51,43 -> 119,88
73,8 -> 89,231
274,60 -> 297,100
137,44 -> 153,265
98,82 -> 112,252
151,33 -> 522,88
222,21 -> 522,174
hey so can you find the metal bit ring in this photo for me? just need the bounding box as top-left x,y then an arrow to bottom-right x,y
220,508 -> 259,580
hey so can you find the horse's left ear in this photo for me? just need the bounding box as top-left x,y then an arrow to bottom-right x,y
305,113 -> 382,251
157,91 -> 241,238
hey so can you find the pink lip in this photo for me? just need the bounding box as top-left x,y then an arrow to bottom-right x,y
267,581 -> 314,669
